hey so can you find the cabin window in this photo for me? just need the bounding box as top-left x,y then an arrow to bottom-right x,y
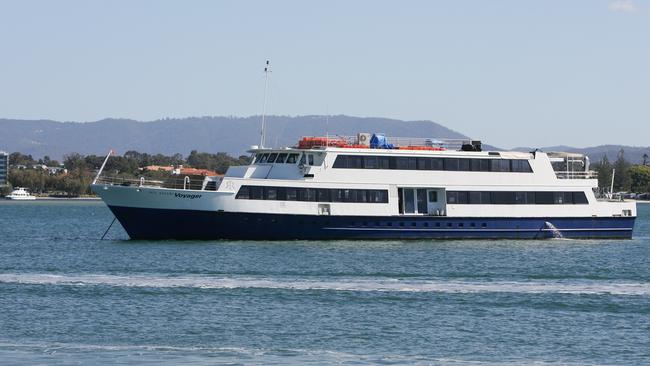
512,160 -> 533,172
265,187 -> 278,200
276,187 -> 287,200
275,153 -> 288,164
286,153 -> 299,164
444,158 -> 460,171
235,186 -> 250,199
299,154 -> 306,165
318,189 -> 330,202
396,157 -> 409,170
515,192 -> 527,204
535,192 -> 554,205
308,154 -> 315,166
492,191 -> 516,204
417,189 -> 428,213
363,156 -> 378,169
573,192 -> 588,204
267,153 -> 278,163
331,155 -> 532,173
428,191 -> 438,202
236,186 -> 389,204
378,156 -> 390,169
459,159 -> 470,171
259,153 -> 270,163
404,189 -> 416,213
448,191 -> 588,205
250,186 -> 263,200
490,160 -> 511,172
286,187 -> 298,201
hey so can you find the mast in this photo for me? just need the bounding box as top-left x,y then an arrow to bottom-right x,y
260,60 -> 271,148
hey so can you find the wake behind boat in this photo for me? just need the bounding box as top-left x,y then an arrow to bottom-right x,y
91,133 -> 636,240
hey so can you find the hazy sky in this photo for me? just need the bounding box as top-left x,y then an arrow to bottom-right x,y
0,0 -> 648,148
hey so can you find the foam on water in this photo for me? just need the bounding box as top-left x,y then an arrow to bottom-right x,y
1,273 -> 649,295
0,341 -> 590,366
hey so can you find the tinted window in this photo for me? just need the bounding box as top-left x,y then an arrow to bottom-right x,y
267,153 -> 278,163
445,158 -> 459,171
446,191 -> 458,204
396,157 -> 409,170
492,191 -> 515,204
459,159 -> 470,171
348,156 -> 362,169
265,187 -> 277,200
275,153 -> 287,163
469,191 -> 482,204
259,154 -> 270,163
235,186 -> 250,199
573,192 -> 588,204
512,160 -> 532,172
318,189 -> 330,202
250,186 -> 263,200
535,192 -> 554,204
237,186 -> 389,204
332,155 -> 532,173
363,156 -> 378,169
286,153 -> 299,164
378,156 -> 390,169
491,160 -> 510,172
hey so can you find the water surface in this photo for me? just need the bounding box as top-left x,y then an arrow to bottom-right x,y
1,200 -> 649,365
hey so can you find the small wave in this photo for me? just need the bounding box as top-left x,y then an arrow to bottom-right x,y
1,273 -> 649,296
0,341 -> 595,366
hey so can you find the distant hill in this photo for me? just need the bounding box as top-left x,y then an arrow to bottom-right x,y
0,115 -> 470,159
1,115 -> 647,164
512,145 -> 650,164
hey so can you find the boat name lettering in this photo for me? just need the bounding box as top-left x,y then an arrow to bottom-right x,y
174,193 -> 202,199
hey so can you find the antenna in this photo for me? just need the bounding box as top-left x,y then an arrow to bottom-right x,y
325,106 -> 329,148
260,60 -> 271,148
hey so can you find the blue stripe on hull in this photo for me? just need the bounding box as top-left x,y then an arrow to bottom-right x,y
108,206 -> 636,240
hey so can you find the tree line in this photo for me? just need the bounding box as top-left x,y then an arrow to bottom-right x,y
2,150 -> 251,196
592,150 -> 650,194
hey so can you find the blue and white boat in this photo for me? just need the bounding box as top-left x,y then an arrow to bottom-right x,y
91,134 -> 636,240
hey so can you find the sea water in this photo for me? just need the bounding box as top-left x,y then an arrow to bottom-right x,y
1,200 -> 649,365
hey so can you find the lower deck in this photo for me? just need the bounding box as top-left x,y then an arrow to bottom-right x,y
108,206 -> 635,240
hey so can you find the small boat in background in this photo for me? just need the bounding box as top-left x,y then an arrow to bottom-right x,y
5,187 -> 36,200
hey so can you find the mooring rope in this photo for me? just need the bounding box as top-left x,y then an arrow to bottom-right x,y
101,217 -> 117,240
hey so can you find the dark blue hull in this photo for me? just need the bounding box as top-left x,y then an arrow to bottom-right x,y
108,206 -> 635,240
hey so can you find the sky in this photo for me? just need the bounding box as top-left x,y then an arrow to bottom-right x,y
0,0 -> 648,148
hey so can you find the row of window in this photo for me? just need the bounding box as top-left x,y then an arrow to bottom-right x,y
254,152 -> 315,165
446,191 -> 589,205
332,155 -> 532,173
236,185 -> 389,203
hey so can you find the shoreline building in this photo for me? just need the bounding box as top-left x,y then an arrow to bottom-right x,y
0,151 -> 8,186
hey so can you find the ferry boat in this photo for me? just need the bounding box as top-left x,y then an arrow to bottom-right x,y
5,187 -> 36,200
91,134 -> 636,240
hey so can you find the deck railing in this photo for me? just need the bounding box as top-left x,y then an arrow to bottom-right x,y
94,175 -> 207,190
300,135 -> 474,150
555,171 -> 598,179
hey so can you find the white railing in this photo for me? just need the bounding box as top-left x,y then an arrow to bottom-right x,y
298,135 -> 474,150
555,171 -> 598,179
